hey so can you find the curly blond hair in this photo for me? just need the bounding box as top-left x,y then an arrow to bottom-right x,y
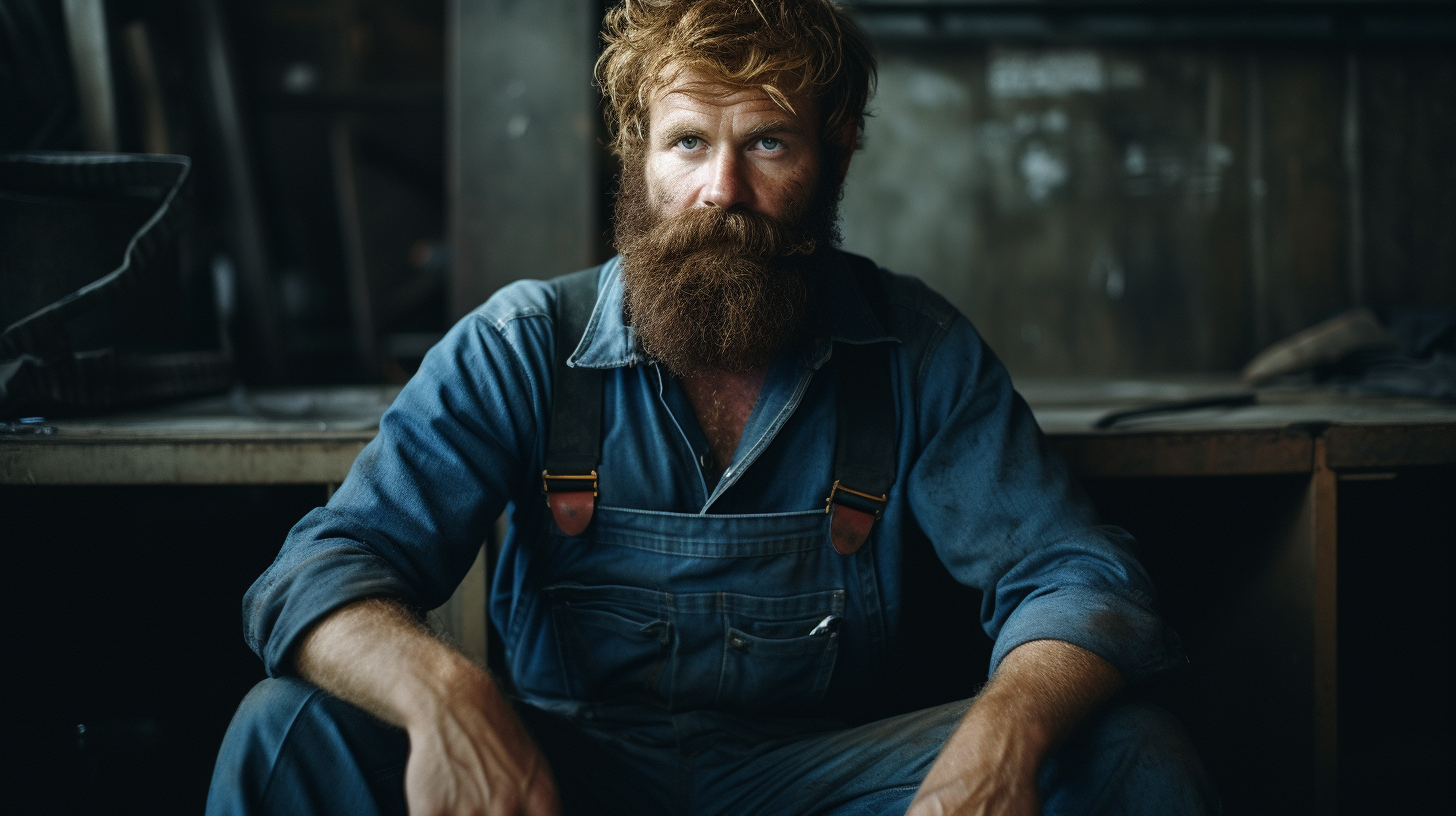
596,0 -> 876,157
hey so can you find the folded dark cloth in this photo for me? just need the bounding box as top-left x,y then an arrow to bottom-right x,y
1334,307 -> 1456,402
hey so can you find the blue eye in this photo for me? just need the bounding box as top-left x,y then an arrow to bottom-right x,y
758,137 -> 784,151
676,136 -> 701,150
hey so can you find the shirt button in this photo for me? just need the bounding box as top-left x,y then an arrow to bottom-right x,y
727,633 -> 748,650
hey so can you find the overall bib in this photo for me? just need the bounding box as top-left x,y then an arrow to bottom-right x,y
520,506 -> 856,720
523,261 -> 894,722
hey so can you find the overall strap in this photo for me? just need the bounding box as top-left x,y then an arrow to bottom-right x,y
827,255 -> 898,555
543,266 -> 605,536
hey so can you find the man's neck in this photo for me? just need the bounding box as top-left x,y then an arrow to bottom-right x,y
680,367 -> 770,478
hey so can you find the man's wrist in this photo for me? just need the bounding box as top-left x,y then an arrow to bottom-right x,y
961,685 -> 1057,776
396,646 -> 498,732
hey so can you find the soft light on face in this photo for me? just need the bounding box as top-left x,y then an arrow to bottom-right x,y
644,69 -> 822,222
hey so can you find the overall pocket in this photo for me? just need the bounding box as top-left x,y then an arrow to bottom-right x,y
545,584 -> 673,705
716,589 -> 846,716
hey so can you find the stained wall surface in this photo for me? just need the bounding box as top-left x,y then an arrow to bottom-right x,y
838,40 -> 1456,377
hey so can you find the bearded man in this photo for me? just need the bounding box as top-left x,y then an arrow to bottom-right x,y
208,2 -> 1216,814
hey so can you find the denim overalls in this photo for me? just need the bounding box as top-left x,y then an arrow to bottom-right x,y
215,253 -> 1215,814
514,261 -> 893,724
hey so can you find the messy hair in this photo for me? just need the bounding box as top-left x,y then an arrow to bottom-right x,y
596,0 -> 876,157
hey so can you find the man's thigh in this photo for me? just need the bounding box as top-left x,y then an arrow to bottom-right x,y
516,704 -> 683,815
210,681 -> 686,816
692,700 -> 972,816
1039,700 -> 1219,816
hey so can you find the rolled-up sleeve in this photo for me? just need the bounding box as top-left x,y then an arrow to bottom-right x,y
905,315 -> 1183,682
243,284 -> 554,677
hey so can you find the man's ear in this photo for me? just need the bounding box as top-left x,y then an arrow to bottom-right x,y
832,120 -> 857,183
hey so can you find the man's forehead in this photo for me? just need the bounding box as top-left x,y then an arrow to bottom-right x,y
649,66 -> 812,120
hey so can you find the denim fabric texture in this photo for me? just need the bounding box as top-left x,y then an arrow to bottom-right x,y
242,250 -> 1182,724
208,676 -> 1217,816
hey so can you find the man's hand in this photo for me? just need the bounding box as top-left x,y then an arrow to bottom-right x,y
296,599 -> 560,816
903,722 -> 1041,816
400,672 -> 558,816
905,639 -> 1122,816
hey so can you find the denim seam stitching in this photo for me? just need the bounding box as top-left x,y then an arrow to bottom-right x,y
256,686 -> 331,807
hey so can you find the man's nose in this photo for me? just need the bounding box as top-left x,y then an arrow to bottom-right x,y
699,149 -> 750,209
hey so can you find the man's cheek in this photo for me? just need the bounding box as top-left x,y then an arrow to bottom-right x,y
645,163 -> 696,207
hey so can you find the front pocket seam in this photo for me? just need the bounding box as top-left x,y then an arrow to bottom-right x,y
724,627 -> 841,655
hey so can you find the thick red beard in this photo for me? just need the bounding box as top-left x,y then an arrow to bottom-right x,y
612,150 -> 839,376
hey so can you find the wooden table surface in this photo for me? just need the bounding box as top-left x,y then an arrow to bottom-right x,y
1,386 -> 399,485
1019,376 -> 1456,476
4,378 -> 1453,484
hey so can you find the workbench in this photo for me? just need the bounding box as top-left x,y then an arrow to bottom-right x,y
1019,377 -> 1456,816
5,379 -> 1453,815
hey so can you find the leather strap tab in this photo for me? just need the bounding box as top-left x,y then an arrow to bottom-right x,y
547,490 -> 596,537
829,504 -> 876,555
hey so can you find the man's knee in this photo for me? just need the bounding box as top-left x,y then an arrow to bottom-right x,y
1042,701 -> 1219,816
233,676 -> 324,737
207,677 -> 408,816
212,678 -> 323,784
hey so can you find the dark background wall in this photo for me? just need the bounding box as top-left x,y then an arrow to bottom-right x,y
8,2 -> 1448,384
837,10 -> 1455,378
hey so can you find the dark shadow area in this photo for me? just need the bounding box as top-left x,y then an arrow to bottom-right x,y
6,484 -> 324,816
855,524 -> 994,724
1335,466 -> 1455,816
1083,468 -> 1454,816
1083,474 -> 1315,816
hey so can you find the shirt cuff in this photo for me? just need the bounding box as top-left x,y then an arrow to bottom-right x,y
244,542 -> 415,678
989,584 -> 1185,682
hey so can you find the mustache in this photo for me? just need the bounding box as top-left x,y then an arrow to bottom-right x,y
627,204 -> 820,262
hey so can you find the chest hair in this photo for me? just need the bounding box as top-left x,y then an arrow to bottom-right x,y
681,368 -> 769,475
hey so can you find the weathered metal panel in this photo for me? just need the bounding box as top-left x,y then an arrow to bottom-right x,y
449,0 -> 599,318
1362,50 -> 1456,309
840,38 -> 1456,378
841,45 -> 1255,375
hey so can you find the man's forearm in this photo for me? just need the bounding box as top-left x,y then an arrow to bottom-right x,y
968,638 -> 1123,757
294,597 -> 497,730
909,639 -> 1123,815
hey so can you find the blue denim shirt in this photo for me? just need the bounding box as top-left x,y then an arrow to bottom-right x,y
243,252 -> 1181,718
